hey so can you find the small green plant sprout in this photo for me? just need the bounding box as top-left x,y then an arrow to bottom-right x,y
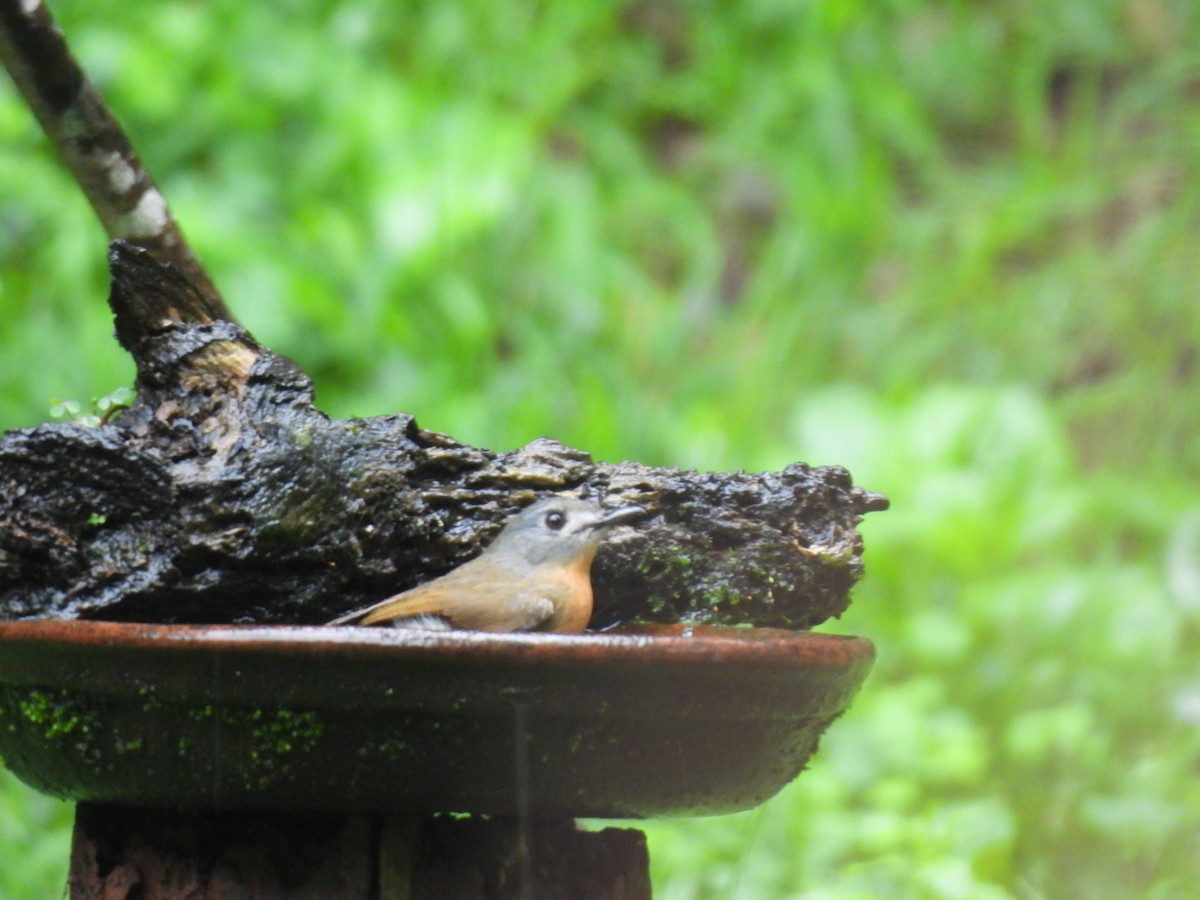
48,386 -> 135,427
48,399 -> 84,422
95,386 -> 135,422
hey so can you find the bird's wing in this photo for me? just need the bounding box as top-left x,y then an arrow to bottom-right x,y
330,578 -> 566,632
471,592 -> 556,631
327,585 -> 458,627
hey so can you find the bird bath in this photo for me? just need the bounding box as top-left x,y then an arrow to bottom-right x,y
0,620 -> 871,815
0,619 -> 873,896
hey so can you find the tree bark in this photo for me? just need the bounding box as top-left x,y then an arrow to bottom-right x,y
0,242 -> 886,629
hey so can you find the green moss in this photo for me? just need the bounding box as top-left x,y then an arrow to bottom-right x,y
138,685 -> 164,713
636,544 -> 694,579
16,689 -> 99,743
228,708 -> 327,791
0,687 -> 335,797
250,709 -> 324,758
188,704 -> 216,721
635,543 -> 704,618
179,704 -> 328,788
642,594 -> 670,615
114,736 -> 144,755
697,581 -> 742,613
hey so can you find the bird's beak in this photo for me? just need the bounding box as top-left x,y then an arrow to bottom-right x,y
589,505 -> 647,531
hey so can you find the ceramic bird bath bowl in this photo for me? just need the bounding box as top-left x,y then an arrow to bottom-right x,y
0,620 -> 872,817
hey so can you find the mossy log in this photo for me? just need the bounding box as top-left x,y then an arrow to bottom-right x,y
0,242 -> 886,629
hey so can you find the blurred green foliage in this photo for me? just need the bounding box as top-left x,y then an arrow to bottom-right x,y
2,0 -> 1198,896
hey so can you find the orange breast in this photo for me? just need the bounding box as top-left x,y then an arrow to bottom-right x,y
538,545 -> 598,633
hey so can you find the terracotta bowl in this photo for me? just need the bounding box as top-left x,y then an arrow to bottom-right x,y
0,620 -> 872,817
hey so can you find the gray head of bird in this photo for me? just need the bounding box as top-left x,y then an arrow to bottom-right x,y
484,496 -> 646,569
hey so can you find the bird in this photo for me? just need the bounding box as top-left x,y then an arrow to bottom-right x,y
328,496 -> 645,633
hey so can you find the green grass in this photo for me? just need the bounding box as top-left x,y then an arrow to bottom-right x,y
2,1 -> 1199,896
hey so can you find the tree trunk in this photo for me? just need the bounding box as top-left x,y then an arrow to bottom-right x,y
68,804 -> 650,899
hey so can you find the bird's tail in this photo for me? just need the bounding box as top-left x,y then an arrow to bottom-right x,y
327,589 -> 451,627
326,607 -> 368,626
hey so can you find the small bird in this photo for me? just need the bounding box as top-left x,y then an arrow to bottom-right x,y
328,497 -> 645,633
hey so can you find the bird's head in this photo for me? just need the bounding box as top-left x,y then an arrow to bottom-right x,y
485,496 -> 645,570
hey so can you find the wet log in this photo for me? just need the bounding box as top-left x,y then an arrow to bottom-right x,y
0,241 -> 886,629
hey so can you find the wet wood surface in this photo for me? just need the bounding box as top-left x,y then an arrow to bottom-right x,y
68,804 -> 650,899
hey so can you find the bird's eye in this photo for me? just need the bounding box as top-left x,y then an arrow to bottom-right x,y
544,511 -> 566,531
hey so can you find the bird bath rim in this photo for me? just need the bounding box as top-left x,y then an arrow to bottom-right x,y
0,619 -> 874,817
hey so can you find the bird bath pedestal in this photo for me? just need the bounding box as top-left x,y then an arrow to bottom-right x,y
0,620 -> 873,898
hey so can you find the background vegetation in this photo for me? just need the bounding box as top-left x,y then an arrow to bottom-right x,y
2,0 -> 1198,896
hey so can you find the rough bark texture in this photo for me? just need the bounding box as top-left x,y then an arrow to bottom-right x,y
68,805 -> 649,899
0,242 -> 886,629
